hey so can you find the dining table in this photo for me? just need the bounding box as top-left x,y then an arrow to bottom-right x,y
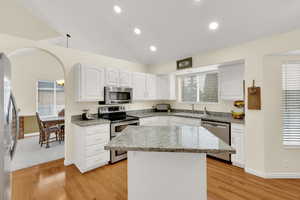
40,116 -> 65,128
40,116 -> 65,147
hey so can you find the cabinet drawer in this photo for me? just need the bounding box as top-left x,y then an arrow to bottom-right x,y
86,133 -> 109,146
86,124 -> 110,136
86,144 -> 106,157
86,152 -> 109,168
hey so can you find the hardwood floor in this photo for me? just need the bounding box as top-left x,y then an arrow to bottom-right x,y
12,158 -> 300,200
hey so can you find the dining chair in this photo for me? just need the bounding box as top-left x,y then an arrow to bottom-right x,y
36,112 -> 60,148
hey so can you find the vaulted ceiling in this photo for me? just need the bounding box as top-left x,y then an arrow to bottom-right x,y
20,0 -> 300,64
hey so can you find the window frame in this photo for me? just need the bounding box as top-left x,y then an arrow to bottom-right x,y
177,70 -> 220,104
281,61 -> 300,148
36,80 -> 64,117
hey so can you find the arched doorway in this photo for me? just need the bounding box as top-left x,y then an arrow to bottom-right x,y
7,47 -> 66,171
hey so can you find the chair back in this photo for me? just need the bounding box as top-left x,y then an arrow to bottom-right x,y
36,112 -> 45,135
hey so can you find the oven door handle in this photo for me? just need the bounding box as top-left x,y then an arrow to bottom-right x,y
111,120 -> 140,128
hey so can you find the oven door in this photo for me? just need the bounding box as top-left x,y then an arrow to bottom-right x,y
110,120 -> 139,163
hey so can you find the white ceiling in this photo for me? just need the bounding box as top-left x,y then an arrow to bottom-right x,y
20,0 -> 300,65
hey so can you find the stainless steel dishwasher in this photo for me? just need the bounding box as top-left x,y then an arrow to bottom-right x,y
201,120 -> 231,162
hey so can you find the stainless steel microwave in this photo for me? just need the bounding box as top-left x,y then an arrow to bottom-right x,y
104,86 -> 132,104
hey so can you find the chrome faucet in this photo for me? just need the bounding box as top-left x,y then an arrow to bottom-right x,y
191,104 -> 195,113
204,106 -> 208,115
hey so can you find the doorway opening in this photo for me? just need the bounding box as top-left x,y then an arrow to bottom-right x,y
8,48 -> 65,171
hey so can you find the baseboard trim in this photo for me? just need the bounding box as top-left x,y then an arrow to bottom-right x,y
245,168 -> 266,178
245,168 -> 300,179
64,159 -> 73,166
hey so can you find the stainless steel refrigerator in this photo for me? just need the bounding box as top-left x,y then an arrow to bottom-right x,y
0,53 -> 18,200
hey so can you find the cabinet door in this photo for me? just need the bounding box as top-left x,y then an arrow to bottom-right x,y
81,66 -> 105,101
119,70 -> 132,87
156,75 -> 176,100
146,74 -> 157,100
231,123 -> 245,168
220,63 -> 244,100
106,68 -> 119,86
132,72 -> 146,100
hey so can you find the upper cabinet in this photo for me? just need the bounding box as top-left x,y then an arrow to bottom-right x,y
219,63 -> 244,100
119,70 -> 132,87
156,74 -> 176,100
146,74 -> 157,100
74,63 -> 105,102
105,68 -> 119,86
132,72 -> 147,101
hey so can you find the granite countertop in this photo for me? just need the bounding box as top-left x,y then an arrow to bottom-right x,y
128,111 -> 244,124
71,115 -> 110,127
104,125 -> 235,154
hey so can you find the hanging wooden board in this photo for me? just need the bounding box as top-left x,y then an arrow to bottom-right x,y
248,87 -> 261,110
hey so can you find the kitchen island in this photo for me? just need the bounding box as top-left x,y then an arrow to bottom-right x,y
105,125 -> 235,200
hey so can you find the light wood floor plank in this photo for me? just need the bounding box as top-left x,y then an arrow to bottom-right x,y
12,158 -> 300,200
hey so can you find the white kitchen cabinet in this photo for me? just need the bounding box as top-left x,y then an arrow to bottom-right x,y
219,63 -> 244,100
140,116 -> 170,126
140,116 -> 201,127
146,74 -> 157,100
156,74 -> 176,100
169,116 -> 201,127
105,68 -> 119,86
73,123 -> 110,173
231,123 -> 245,168
74,63 -> 105,102
132,72 -> 147,100
119,70 -> 132,87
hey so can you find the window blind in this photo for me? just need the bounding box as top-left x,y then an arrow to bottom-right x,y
199,73 -> 219,103
179,72 -> 219,103
282,63 -> 300,146
181,75 -> 198,102
37,81 -> 65,117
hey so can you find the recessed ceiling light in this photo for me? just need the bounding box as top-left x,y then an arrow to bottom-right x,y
209,22 -> 219,31
194,0 -> 201,2
150,45 -> 157,52
113,5 -> 122,14
134,28 -> 141,35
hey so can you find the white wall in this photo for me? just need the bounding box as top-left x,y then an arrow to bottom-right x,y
149,29 -> 300,176
0,0 -> 60,40
10,48 -> 64,116
263,55 -> 300,176
0,33 -> 156,165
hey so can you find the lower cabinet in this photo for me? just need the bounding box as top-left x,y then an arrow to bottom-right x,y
73,124 -> 110,173
231,123 -> 245,168
140,116 -> 201,127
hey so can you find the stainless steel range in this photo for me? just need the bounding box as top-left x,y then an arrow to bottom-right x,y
98,106 -> 139,163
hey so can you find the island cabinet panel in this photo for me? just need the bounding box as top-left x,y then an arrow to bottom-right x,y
74,63 -> 105,102
231,123 -> 245,168
128,152 -> 207,200
73,124 -> 110,173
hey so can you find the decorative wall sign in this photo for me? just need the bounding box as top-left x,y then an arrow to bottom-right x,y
248,80 -> 261,110
177,57 -> 193,70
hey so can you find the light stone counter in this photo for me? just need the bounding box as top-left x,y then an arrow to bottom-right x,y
105,125 -> 235,200
105,125 -> 235,154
